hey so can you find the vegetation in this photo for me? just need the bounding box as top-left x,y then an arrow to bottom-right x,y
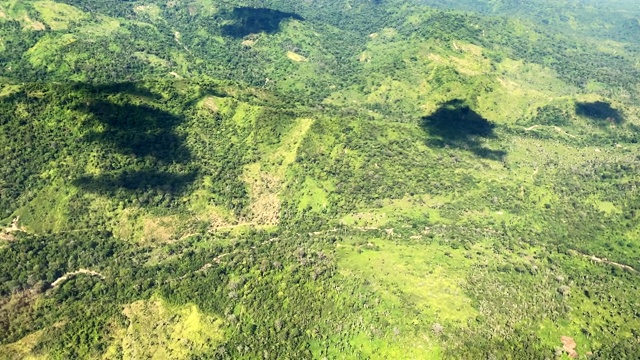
0,0 -> 639,358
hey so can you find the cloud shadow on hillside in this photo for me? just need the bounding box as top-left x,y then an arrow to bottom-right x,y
72,82 -> 162,101
81,101 -> 191,163
72,84 -> 197,200
221,7 -> 304,38
75,170 -> 196,198
575,101 -> 624,125
420,99 -> 506,160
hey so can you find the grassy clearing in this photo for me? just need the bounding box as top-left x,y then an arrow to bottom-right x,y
296,176 -> 331,212
0,329 -> 47,360
338,238 -> 476,324
230,101 -> 259,126
340,194 -> 452,228
242,118 -> 314,225
105,296 -> 224,360
186,186 -> 235,226
242,162 -> 281,226
198,96 -> 219,113
327,34 -> 578,124
590,198 -> 621,215
27,34 -> 77,68
0,84 -> 20,97
12,179 -> 78,234
336,237 -> 477,359
77,15 -> 122,36
32,1 -> 86,30
141,216 -> 180,243
446,41 -> 492,76
477,57 -> 576,124
264,118 -> 313,176
0,0 -> 44,30
286,51 -> 308,62
134,51 -> 171,68
133,4 -> 162,21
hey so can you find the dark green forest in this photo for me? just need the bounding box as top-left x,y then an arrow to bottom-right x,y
1,0 -> 639,359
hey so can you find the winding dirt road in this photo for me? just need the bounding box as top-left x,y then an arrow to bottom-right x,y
50,269 -> 105,288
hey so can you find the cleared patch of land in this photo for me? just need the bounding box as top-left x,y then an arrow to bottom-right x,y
0,329 -> 47,360
32,1 -> 87,30
50,269 -> 105,288
335,237 -> 478,359
338,238 -> 477,324
103,297 -> 224,360
524,124 -> 577,138
241,118 -> 313,226
287,51 -> 308,62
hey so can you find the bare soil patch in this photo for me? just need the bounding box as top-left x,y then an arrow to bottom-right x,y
142,216 -> 176,243
2,217 -> 23,241
571,250 -> 637,273
23,15 -> 45,31
561,336 -> 578,358
50,269 -> 105,288
287,51 -> 308,62
524,125 -> 576,138
201,96 -> 219,112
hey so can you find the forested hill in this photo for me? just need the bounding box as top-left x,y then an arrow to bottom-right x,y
1,0 -> 640,359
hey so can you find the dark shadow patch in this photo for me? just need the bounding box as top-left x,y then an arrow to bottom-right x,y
74,170 -> 196,204
221,7 -> 304,38
73,84 -> 197,201
575,101 -> 624,125
72,82 -> 161,101
80,101 -> 191,162
420,99 -> 506,160
628,123 -> 640,143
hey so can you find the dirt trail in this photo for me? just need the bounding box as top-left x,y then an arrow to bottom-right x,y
571,250 -> 637,273
561,336 -> 578,359
4,216 -> 21,232
309,228 -> 338,236
182,237 -> 283,279
210,223 -> 255,232
524,125 -> 576,138
1,217 -> 22,241
51,269 -> 105,288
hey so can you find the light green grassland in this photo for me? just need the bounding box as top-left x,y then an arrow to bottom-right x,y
334,237 -> 479,359
338,238 -> 477,323
32,1 -> 86,30
27,34 -> 77,68
103,296 -> 224,360
341,194 -> 452,228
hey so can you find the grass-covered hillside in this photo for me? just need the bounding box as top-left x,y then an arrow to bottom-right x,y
1,0 -> 640,358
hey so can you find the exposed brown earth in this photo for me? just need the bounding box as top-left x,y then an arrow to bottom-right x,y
561,336 -> 578,359
571,250 -> 637,273
50,269 -> 105,288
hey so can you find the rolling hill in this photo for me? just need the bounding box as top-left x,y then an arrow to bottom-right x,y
1,0 -> 640,358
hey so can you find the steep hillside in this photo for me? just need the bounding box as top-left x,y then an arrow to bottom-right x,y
1,0 -> 640,359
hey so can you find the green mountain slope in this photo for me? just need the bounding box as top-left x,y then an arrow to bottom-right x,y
1,0 -> 640,359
